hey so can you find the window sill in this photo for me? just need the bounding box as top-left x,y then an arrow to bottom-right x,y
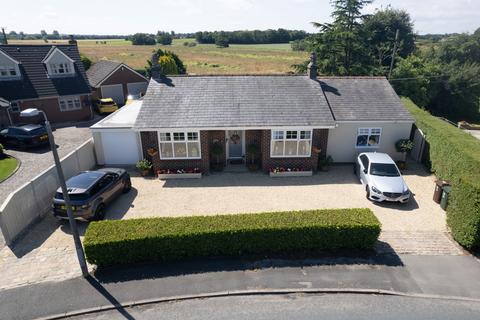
270,155 -> 311,158
159,157 -> 202,160
355,146 -> 380,149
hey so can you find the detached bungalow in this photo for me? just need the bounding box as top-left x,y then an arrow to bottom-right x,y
95,56 -> 414,173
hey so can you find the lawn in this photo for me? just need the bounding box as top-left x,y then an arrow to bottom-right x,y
0,156 -> 18,182
9,38 -> 308,74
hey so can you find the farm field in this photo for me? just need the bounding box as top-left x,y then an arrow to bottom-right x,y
9,39 -> 307,74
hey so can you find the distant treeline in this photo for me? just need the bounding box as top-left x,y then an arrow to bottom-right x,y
3,30 -> 127,41
195,29 -> 308,44
416,33 -> 462,42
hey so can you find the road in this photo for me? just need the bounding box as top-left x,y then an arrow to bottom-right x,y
67,293 -> 480,320
1,255 -> 480,320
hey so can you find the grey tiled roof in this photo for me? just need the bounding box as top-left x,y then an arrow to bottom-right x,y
319,77 -> 414,122
0,45 -> 91,101
86,60 -> 121,87
134,75 -> 336,129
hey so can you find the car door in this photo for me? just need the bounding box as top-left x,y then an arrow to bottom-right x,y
358,155 -> 370,185
100,173 -> 122,204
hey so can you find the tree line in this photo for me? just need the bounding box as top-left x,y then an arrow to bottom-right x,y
295,0 -> 480,122
195,29 -> 308,45
3,30 -> 126,41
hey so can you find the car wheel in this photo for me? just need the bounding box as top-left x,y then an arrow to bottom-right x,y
91,204 -> 106,221
366,185 -> 371,200
122,178 -> 132,193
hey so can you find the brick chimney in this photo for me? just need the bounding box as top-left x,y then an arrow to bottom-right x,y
68,35 -> 77,45
307,52 -> 318,80
150,52 -> 161,78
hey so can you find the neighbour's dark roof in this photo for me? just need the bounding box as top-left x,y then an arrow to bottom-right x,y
319,77 -> 414,122
86,60 -> 122,87
0,45 -> 91,101
134,75 -> 336,129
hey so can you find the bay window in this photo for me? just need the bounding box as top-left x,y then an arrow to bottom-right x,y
59,96 -> 81,111
356,128 -> 381,148
271,129 -> 312,157
159,131 -> 201,159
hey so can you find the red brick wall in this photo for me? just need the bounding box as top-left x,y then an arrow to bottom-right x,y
140,131 -> 210,174
101,67 -> 148,99
245,130 -> 262,165
260,129 -> 329,172
207,130 -> 226,167
10,94 -> 92,124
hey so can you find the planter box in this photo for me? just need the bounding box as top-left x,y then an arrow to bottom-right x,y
269,171 -> 313,177
158,173 -> 202,180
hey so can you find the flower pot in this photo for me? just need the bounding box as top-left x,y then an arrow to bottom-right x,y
248,164 -> 259,172
147,148 -> 158,157
140,169 -> 150,177
269,171 -> 313,177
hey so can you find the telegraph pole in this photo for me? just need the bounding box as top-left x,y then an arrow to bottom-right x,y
1,28 -> 8,45
388,29 -> 400,80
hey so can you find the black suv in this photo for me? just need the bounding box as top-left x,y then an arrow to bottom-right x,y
53,168 -> 131,221
0,124 -> 49,148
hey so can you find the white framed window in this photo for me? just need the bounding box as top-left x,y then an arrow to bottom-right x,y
0,66 -> 19,79
270,129 -> 312,158
159,131 -> 201,159
356,128 -> 382,148
10,101 -> 20,113
59,96 -> 82,112
49,62 -> 73,76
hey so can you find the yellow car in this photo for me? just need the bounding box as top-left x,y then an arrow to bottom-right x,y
96,98 -> 118,114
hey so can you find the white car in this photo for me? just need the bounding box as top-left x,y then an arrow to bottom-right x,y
355,152 -> 410,203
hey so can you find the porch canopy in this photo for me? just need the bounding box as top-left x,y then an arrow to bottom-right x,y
133,75 -> 336,130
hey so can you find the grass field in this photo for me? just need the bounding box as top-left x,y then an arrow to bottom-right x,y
0,156 -> 18,182
8,39 -> 307,74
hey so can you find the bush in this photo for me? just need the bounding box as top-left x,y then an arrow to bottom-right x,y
84,209 -> 381,267
403,98 -> 480,249
131,33 -> 156,45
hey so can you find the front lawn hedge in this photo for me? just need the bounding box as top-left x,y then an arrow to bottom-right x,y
84,209 -> 380,267
404,98 -> 480,249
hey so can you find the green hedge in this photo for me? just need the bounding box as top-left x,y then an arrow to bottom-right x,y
403,98 -> 480,249
84,209 -> 381,267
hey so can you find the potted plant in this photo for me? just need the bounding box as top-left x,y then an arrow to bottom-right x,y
211,142 -> 224,172
395,139 -> 414,169
0,143 -> 4,159
136,159 -> 153,177
318,155 -> 333,171
246,143 -> 260,171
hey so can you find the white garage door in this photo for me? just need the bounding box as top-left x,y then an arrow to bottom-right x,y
102,131 -> 140,165
127,82 -> 148,96
101,84 -> 124,105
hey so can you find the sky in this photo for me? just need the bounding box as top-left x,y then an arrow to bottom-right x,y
2,0 -> 479,35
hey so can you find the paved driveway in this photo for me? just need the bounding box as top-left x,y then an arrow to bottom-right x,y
0,126 -> 92,205
0,162 -> 465,290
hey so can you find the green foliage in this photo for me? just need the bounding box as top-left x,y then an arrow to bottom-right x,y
195,29 -> 307,45
156,31 -> 173,45
363,7 -> 416,70
80,54 -> 92,71
246,143 -> 260,164
159,55 -> 178,75
319,155 -> 334,169
395,139 -> 414,153
215,33 -> 230,48
146,49 -> 187,76
0,143 -> 3,155
404,98 -> 480,249
291,39 -> 309,52
130,33 -> 156,45
84,209 -> 381,267
135,159 -> 152,171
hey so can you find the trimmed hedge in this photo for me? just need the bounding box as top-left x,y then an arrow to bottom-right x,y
84,209 -> 381,267
403,98 -> 480,249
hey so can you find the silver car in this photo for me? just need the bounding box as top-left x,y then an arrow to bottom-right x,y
355,152 -> 410,203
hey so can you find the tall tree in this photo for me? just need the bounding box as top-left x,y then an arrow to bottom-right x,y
309,0 -> 373,75
363,7 -> 416,71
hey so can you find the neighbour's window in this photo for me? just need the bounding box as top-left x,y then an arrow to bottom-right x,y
356,128 -> 381,148
10,102 -> 20,113
0,66 -> 18,78
50,63 -> 72,75
271,129 -> 312,157
59,96 -> 82,112
159,131 -> 201,159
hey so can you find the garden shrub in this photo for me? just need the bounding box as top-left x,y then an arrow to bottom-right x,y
84,209 -> 380,267
403,97 -> 480,249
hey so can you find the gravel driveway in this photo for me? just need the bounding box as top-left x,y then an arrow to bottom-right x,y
0,126 -> 92,205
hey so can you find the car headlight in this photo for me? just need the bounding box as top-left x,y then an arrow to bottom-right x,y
371,186 -> 382,194
402,188 -> 410,195
81,204 -> 90,209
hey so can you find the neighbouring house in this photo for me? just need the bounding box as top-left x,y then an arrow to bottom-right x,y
93,56 -> 414,172
87,60 -> 149,106
0,40 -> 93,125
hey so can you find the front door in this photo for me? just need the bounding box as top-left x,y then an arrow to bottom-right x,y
227,130 -> 244,159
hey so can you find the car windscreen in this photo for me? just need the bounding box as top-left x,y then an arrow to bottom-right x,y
66,172 -> 104,189
369,163 -> 400,177
55,192 -> 90,201
100,101 -> 113,105
27,128 -> 47,136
